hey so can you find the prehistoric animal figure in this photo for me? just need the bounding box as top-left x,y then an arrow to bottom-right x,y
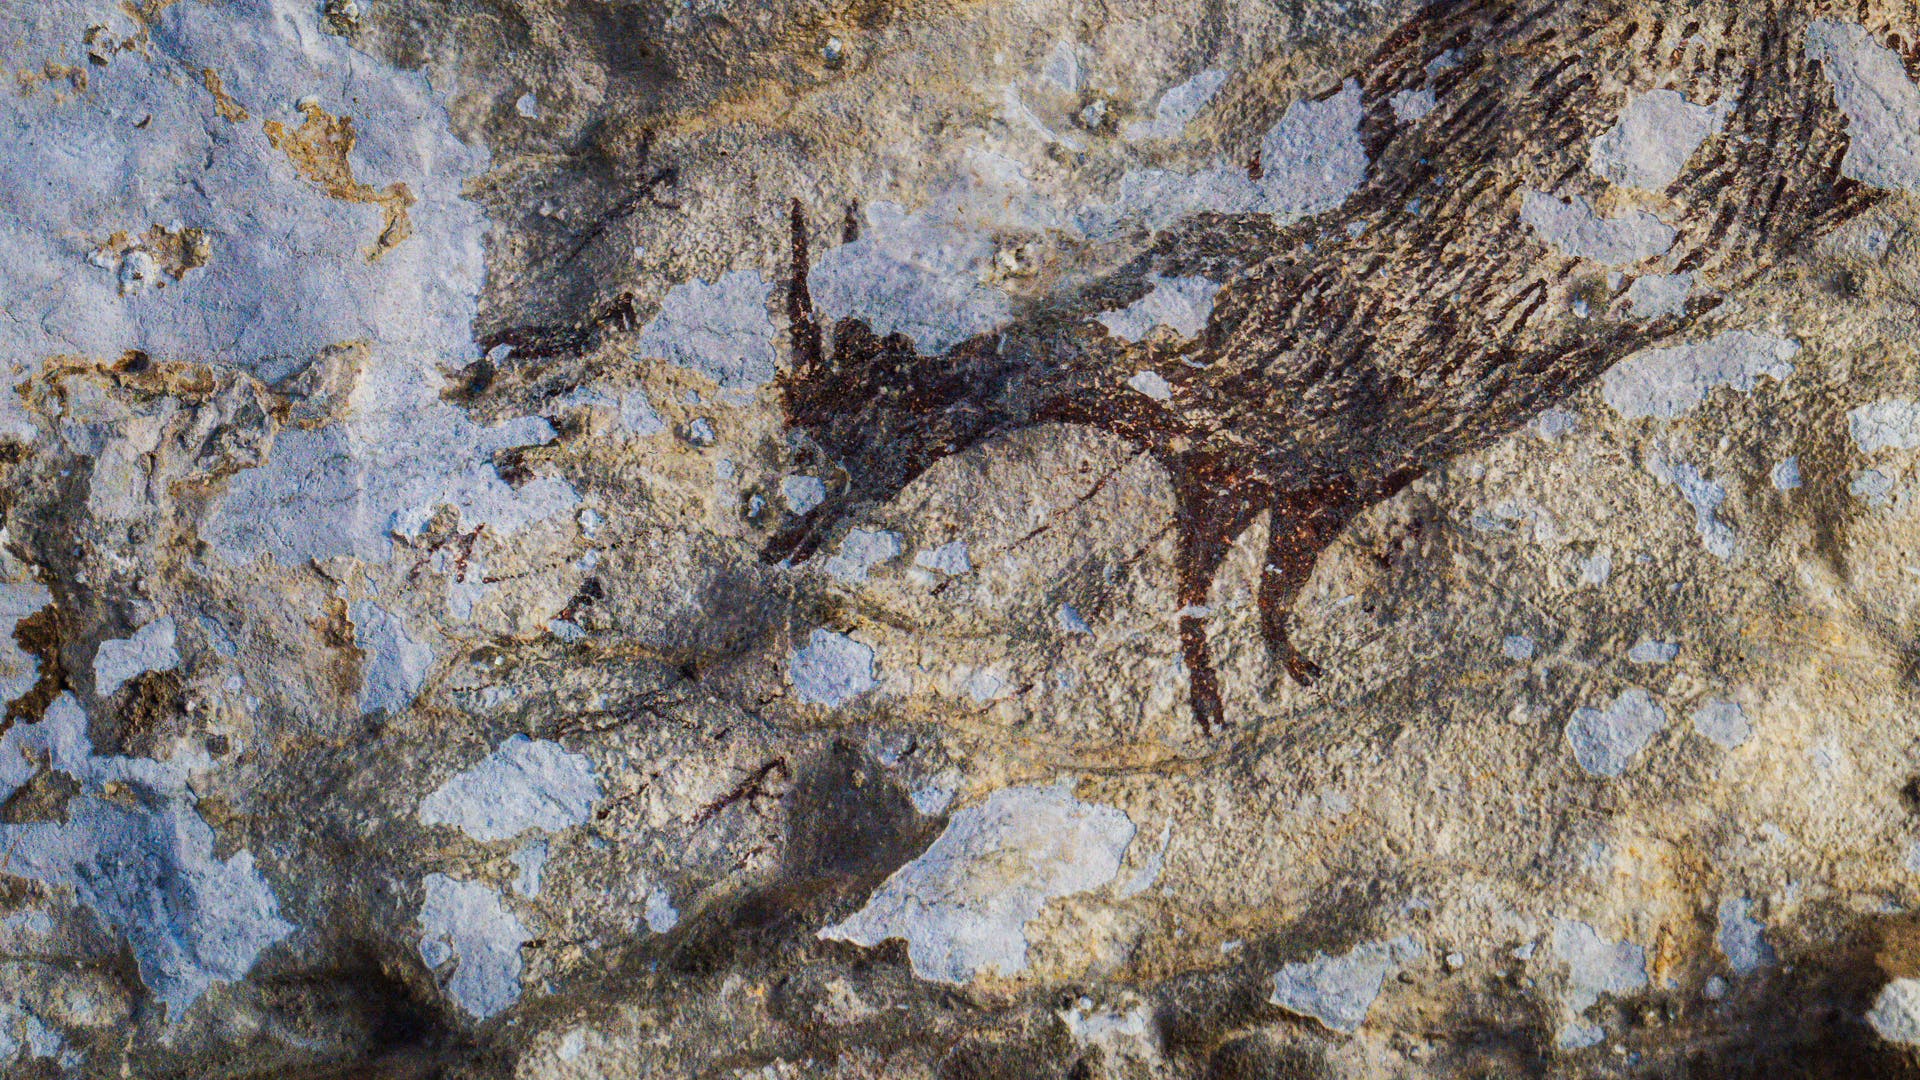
770,0 -> 1912,730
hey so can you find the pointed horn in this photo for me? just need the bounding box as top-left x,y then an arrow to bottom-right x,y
788,197 -> 823,377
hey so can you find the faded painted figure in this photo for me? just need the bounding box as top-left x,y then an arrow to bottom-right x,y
771,0 -> 1914,730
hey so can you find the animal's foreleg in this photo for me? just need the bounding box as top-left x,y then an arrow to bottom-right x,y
1259,480 -> 1358,686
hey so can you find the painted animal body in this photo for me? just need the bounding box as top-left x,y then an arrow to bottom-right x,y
772,0 -> 1910,730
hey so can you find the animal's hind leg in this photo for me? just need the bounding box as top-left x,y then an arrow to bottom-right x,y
1174,482 -> 1266,733
1259,480 -> 1359,686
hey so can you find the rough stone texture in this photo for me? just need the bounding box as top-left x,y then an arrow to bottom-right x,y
11,0 -> 1920,1076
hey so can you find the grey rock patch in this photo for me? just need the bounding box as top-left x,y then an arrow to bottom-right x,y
510,840 -> 548,897
915,541 -> 972,576
789,629 -> 877,707
1122,68 -> 1228,141
1566,687 -> 1667,778
1127,371 -> 1174,401
417,874 -> 530,1019
1268,935 -> 1424,1034
1623,272 -> 1694,320
1645,452 -> 1735,559
812,201 -> 1013,354
1772,457 -> 1802,491
782,475 -> 827,515
1850,399 -> 1920,453
1095,275 -> 1221,342
1852,469 -> 1896,507
1692,700 -> 1751,750
1716,896 -> 1775,975
634,270 -> 778,388
1589,89 -> 1731,192
416,734 -> 601,843
1390,87 -> 1437,123
351,600 -> 434,715
1601,330 -> 1798,420
1869,978 -> 1920,1046
824,529 -> 904,584
819,782 -> 1135,983
1552,918 -> 1647,1049
92,615 -> 178,697
1533,408 -> 1579,439
1503,635 -> 1535,661
644,887 -> 680,933
0,695 -> 293,1020
1627,638 -> 1679,665
1808,20 -> 1920,191
1520,191 -> 1676,265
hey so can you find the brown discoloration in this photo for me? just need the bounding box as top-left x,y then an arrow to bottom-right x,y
200,66 -> 249,122
5,604 -> 68,732
89,224 -> 213,287
107,668 -> 187,759
771,0 -> 1896,729
264,102 -> 416,261
0,767 -> 80,825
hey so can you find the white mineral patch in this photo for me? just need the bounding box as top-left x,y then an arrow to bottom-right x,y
915,541 -> 972,576
620,390 -> 668,437
1852,469 -> 1895,506
417,874 -> 530,1019
1716,896 -> 1775,975
634,270 -> 778,389
1624,272 -> 1694,320
1627,638 -> 1678,665
1268,936 -> 1424,1034
91,615 -> 178,696
1123,68 -> 1228,141
1580,553 -> 1612,586
1255,80 -> 1370,221
782,475 -> 827,515
1808,20 -> 1920,191
1059,998 -> 1156,1058
1645,452 -> 1735,560
645,887 -> 680,933
1691,700 -> 1752,749
1109,80 -> 1368,231
1566,687 -> 1667,778
1390,88 -> 1437,123
1850,399 -> 1920,453
511,840 -> 548,897
1869,978 -> 1920,1046
1503,635 -> 1535,661
1772,457 -> 1802,492
819,782 -> 1135,983
1042,40 -> 1080,93
1095,276 -> 1221,342
789,628 -> 877,707
1601,330 -> 1798,420
1056,603 -> 1091,634
417,734 -> 601,842
1520,191 -> 1676,265
811,201 -> 1013,354
0,0 -> 577,563
1534,408 -> 1578,439
352,600 -> 434,715
823,529 -> 903,584
1552,918 -> 1646,1050
0,695 -> 293,1020
210,338 -> 577,568
1127,371 -> 1174,401
1589,89 -> 1730,192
